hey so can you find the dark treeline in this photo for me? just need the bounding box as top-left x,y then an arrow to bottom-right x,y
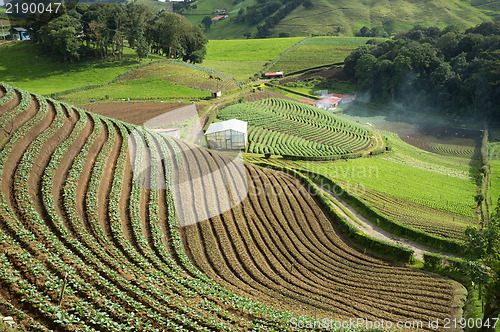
344,23 -> 500,123
25,3 -> 207,63
233,0 -> 312,38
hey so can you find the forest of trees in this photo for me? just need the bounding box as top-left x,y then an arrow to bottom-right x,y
25,3 -> 208,63
233,0 -> 312,38
344,23 -> 500,122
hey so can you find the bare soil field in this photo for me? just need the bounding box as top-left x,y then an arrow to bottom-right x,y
80,101 -> 190,125
279,67 -> 350,85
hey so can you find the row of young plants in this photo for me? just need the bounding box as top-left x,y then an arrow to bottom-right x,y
255,98 -> 368,136
36,99 -> 250,331
194,160 -> 454,325
0,83 -> 15,106
0,84 -> 393,331
219,99 -> 370,156
293,168 -> 469,256
357,188 -> 471,241
18,101 -> 154,330
6,93 -> 206,330
427,142 -> 479,159
0,93 -> 96,330
0,88 -> 32,130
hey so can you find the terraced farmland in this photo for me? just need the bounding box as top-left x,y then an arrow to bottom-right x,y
267,37 -> 380,74
350,185 -> 475,241
218,98 -> 372,156
118,61 -> 241,93
0,82 -> 458,330
399,136 -> 479,159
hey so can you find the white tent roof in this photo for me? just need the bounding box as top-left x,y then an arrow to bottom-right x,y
205,119 -> 247,135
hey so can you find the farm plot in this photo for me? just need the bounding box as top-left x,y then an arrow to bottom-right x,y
60,77 -> 211,103
350,185 -> 475,241
297,133 -> 479,241
118,61 -> 240,93
203,37 -> 303,80
267,37 -> 379,74
0,82 -> 330,331
218,98 -> 372,156
0,82 -> 457,331
179,159 -> 456,326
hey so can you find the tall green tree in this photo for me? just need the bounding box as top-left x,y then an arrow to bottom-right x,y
464,212 -> 500,332
39,12 -> 82,61
201,16 -> 212,31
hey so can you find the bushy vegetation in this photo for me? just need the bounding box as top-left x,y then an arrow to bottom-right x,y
232,0 -> 308,38
25,3 -> 207,63
344,22 -> 500,122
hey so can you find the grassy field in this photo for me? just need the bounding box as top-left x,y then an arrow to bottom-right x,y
202,37 -> 303,80
0,41 -> 163,95
272,0 -> 491,37
488,142 -> 500,212
267,36 -> 379,74
60,77 -> 211,103
179,0 -> 493,39
117,61 -> 240,93
298,132 -> 478,218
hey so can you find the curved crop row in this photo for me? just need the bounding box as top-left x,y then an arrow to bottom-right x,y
218,98 -> 371,157
0,83 -> 457,331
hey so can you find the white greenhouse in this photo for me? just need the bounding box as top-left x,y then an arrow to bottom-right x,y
205,119 -> 247,150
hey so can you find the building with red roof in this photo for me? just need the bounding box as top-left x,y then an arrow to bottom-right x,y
264,72 -> 284,79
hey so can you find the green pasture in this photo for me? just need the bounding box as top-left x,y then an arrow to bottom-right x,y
489,159 -> 500,211
298,133 -> 478,217
0,41 -> 160,95
272,0 -> 490,37
203,37 -> 302,80
267,36 -> 379,74
118,61 -> 240,93
60,77 -> 210,103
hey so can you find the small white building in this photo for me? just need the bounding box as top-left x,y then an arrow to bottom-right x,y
205,119 -> 247,150
313,97 -> 341,111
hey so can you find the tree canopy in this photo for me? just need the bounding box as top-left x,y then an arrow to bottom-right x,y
344,23 -> 500,123
26,3 -> 208,63
464,209 -> 500,331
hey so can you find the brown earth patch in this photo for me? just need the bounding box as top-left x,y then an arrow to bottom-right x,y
280,67 -> 350,85
80,102 -> 190,125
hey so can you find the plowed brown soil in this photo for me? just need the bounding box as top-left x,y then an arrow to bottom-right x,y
80,102 -> 189,125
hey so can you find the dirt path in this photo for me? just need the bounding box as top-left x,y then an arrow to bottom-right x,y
320,186 -> 459,261
185,95 -> 234,144
361,126 -> 384,154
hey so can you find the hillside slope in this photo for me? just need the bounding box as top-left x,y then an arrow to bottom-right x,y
0,82 -> 457,330
218,98 -> 372,156
182,0 -> 492,38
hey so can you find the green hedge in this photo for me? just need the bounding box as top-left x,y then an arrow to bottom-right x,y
369,148 -> 386,156
423,252 -> 442,269
253,162 -> 414,263
281,152 -> 364,161
299,170 -> 468,257
264,82 -> 320,100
